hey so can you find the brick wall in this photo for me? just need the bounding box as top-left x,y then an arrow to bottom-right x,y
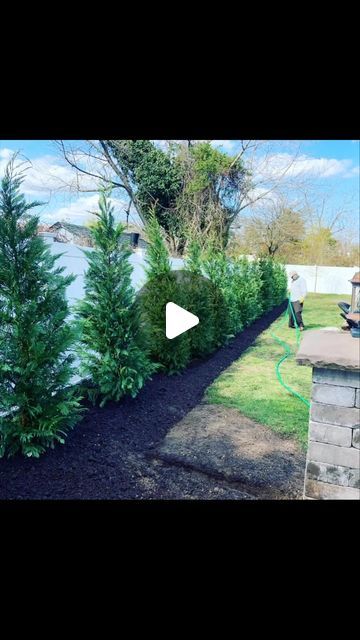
304,367 -> 360,499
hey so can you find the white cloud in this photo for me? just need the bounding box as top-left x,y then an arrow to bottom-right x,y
0,146 -> 138,226
0,148 -> 13,160
252,152 -> 359,181
0,149 -> 83,196
41,194 -> 130,226
210,140 -> 236,152
0,148 -> 108,197
344,165 -> 360,177
241,186 -> 283,212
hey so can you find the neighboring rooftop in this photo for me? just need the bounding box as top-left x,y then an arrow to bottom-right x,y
43,221 -> 148,249
49,221 -> 92,235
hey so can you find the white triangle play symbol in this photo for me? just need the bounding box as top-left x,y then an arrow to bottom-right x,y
166,302 -> 199,339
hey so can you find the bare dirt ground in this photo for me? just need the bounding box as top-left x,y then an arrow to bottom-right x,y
0,301 -> 306,500
156,404 -> 306,499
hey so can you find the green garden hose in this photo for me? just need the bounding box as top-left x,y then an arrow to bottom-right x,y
270,297 -> 311,408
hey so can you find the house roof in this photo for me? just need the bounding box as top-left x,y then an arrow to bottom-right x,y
48,221 -> 148,248
49,222 -> 92,238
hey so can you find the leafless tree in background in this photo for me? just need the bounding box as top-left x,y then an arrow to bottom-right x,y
239,196 -> 305,257
52,140 -> 357,256
53,140 -> 311,229
53,140 -> 145,228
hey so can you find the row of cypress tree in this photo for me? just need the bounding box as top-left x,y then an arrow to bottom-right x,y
0,160 -> 156,458
0,158 -> 287,459
142,220 -> 288,374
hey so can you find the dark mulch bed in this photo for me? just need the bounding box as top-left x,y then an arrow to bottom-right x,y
0,302 -> 287,500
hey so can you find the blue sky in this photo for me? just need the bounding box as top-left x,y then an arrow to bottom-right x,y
0,139 -> 359,239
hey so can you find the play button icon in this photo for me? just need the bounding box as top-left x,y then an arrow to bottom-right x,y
166,302 -> 199,339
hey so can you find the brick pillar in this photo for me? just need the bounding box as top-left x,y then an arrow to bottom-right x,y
296,330 -> 360,500
304,367 -> 360,499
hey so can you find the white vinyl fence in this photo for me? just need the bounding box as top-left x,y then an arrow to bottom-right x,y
49,240 -> 184,307
47,240 -> 184,384
285,264 -> 358,296
50,239 -> 357,302
6,239 -> 353,389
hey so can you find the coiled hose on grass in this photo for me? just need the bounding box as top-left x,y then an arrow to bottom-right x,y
270,298 -> 311,408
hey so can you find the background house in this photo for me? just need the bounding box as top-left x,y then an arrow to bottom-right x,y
48,222 -> 93,247
45,221 -> 149,251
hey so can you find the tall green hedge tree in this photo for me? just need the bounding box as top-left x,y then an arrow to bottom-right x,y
257,257 -> 287,312
140,212 -> 191,373
0,157 -> 83,458
272,261 -> 288,306
201,249 -> 232,346
184,240 -> 216,358
231,257 -> 262,328
76,189 -> 154,406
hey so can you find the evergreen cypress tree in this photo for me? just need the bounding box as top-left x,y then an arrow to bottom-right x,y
202,249 -> 231,346
272,260 -> 288,305
0,157 -> 83,458
185,239 -> 202,276
258,257 -> 275,311
185,241 -> 216,357
144,208 -> 172,279
141,212 -> 191,373
76,188 -> 154,406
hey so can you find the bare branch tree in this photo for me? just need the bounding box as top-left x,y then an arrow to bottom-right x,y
300,189 -> 351,236
54,140 -> 309,221
241,195 -> 305,257
51,140 -> 151,229
54,139 -> 350,252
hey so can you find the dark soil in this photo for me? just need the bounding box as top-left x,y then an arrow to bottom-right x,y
157,404 -> 305,500
0,302 -> 288,500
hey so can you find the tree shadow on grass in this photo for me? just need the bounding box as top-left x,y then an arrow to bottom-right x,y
157,427 -> 306,500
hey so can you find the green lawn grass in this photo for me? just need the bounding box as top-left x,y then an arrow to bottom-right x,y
206,293 -> 351,448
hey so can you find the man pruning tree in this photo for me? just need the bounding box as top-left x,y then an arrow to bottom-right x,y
288,271 -> 307,331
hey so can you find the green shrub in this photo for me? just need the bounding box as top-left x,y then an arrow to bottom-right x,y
141,214 -> 191,373
76,189 -> 154,406
257,257 -> 275,312
185,241 -> 217,357
272,260 -> 288,305
185,239 -> 202,276
247,260 -> 264,322
141,222 -> 287,376
185,273 -> 217,358
0,158 -> 83,458
201,250 -> 232,345
231,257 -> 262,328
257,257 -> 287,311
